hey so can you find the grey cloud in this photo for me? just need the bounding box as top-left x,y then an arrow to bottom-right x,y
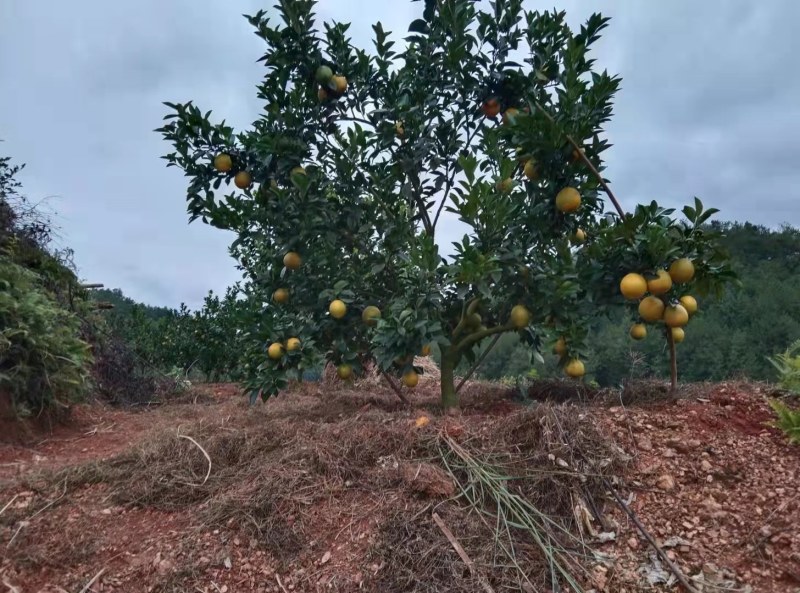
1,1 -> 798,308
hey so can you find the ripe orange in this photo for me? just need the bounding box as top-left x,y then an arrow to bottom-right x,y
362,305 -> 381,326
331,75 -> 348,94
620,273 -> 647,300
502,107 -> 520,125
639,296 -> 665,322
337,364 -> 353,380
669,258 -> 695,284
555,187 -> 581,213
267,342 -> 284,360
663,304 -> 689,328
679,295 -> 698,316
523,159 -> 539,180
329,299 -> 347,319
481,98 -> 501,118
554,336 -> 567,356
570,147 -> 585,164
213,153 -> 233,172
402,370 -> 419,388
497,178 -> 515,193
571,228 -> 586,244
273,288 -> 289,304
234,171 -> 252,189
630,323 -> 647,340
283,251 -> 302,270
286,337 -> 301,351
510,305 -> 530,329
647,269 -> 673,296
564,359 -> 585,378
671,327 -> 685,343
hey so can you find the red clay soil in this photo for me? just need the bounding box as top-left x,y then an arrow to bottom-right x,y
0,381 -> 797,593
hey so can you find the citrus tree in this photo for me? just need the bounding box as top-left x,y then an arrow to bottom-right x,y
158,0 -> 732,409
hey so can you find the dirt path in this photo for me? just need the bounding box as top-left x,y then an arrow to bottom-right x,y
0,381 -> 797,592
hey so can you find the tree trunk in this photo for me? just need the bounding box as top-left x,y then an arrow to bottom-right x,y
440,347 -> 459,410
666,328 -> 678,392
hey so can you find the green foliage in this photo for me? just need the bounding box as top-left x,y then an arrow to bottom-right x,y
0,256 -> 92,416
158,0 -> 732,406
768,340 -> 800,394
769,400 -> 800,444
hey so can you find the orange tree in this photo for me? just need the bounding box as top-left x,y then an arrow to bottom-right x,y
158,0 -> 732,409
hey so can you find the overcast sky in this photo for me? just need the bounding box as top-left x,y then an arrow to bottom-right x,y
1,1 -> 798,309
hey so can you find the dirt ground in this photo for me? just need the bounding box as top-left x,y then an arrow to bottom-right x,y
0,380 -> 798,593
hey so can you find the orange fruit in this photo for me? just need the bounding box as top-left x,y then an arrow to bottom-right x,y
671,327 -> 685,343
630,323 -> 647,340
647,269 -> 673,296
394,121 -> 404,137
680,295 -> 698,316
510,305 -> 530,329
669,258 -> 695,284
291,166 -> 306,177
402,370 -> 419,388
663,304 -> 689,328
315,65 -> 333,84
639,296 -> 665,322
555,187 -> 581,213
234,171 -> 252,189
286,337 -> 301,351
571,228 -> 586,244
523,159 -> 540,180
414,415 -> 430,428
273,288 -> 289,304
331,75 -> 348,94
337,364 -> 353,380
283,251 -> 302,270
502,107 -> 520,125
213,153 -> 233,172
564,359 -> 585,378
329,299 -> 347,319
481,98 -> 501,118
317,87 -> 328,102
267,343 -> 284,360
620,273 -> 647,300
497,178 -> 515,193
554,336 -> 567,356
420,344 -> 432,357
361,305 -> 381,326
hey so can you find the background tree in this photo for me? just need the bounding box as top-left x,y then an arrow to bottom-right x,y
159,0 -> 731,408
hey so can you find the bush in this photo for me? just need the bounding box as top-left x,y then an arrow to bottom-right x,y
0,256 -> 92,416
768,340 -> 800,394
769,400 -> 800,445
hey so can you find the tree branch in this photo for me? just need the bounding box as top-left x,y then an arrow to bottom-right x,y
454,322 -> 513,353
451,297 -> 481,340
456,333 -> 501,393
529,99 -> 626,218
432,112 -> 480,232
379,369 -> 411,404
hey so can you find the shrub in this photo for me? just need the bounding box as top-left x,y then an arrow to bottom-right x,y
768,340 -> 800,394
0,256 -> 92,416
769,400 -> 800,445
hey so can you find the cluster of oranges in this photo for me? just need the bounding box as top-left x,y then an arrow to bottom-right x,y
267,253 -> 426,388
213,153 -> 252,190
314,65 -> 348,103
482,98 -> 584,238
619,258 -> 698,344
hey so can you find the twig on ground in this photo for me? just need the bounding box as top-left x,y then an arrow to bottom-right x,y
2,578 -> 21,593
432,512 -> 496,593
176,432 -> 212,487
275,574 -> 289,593
76,568 -> 106,593
603,477 -> 698,593
0,494 -> 19,517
